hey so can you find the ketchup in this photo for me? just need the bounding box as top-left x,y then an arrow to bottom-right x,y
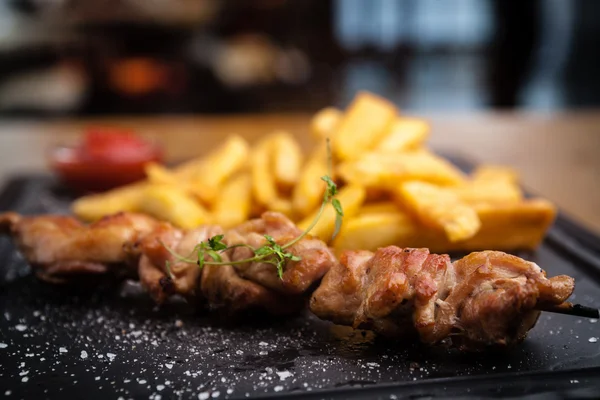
50,127 -> 163,192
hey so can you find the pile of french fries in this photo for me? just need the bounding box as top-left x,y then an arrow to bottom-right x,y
72,91 -> 556,253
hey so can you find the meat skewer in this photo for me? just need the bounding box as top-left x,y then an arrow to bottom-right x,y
1,211 -> 596,351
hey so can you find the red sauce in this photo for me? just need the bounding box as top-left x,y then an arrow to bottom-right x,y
50,127 -> 163,192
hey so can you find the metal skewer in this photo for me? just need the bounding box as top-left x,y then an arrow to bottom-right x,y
537,302 -> 599,319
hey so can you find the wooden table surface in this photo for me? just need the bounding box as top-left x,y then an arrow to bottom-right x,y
0,112 -> 598,234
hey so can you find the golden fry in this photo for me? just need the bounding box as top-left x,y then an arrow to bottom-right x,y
338,150 -> 466,188
139,184 -> 210,229
310,107 -> 342,141
472,165 -> 519,184
177,135 -> 250,205
356,201 -> 400,216
332,92 -> 397,161
413,199 -> 556,253
292,144 -> 328,218
251,139 -> 279,207
271,131 -> 303,191
450,180 -> 522,205
396,181 -> 480,242
145,163 -> 179,185
213,174 -> 252,228
72,183 -> 145,221
298,185 -> 366,242
333,211 -> 417,255
374,118 -> 429,153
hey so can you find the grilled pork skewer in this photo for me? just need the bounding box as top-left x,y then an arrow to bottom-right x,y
311,247 -> 575,350
0,211 -> 592,351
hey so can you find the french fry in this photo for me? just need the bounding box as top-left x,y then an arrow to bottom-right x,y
292,144 -> 328,218
333,211 -> 418,254
298,185 -> 366,242
145,162 -> 179,186
396,181 -> 480,242
423,199 -> 557,253
356,201 -> 400,216
374,118 -> 429,153
310,107 -> 342,141
139,184 -> 210,229
72,183 -> 145,221
450,180 -> 522,205
271,131 -> 303,191
472,165 -> 519,184
332,92 -> 397,161
176,135 -> 250,205
213,174 -> 252,228
337,150 -> 466,188
334,199 -> 556,253
251,139 -> 284,211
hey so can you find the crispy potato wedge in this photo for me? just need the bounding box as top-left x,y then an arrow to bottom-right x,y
338,150 -> 466,188
396,181 -> 480,242
139,184 -> 210,229
310,107 -> 342,141
298,185 -> 366,242
271,131 -> 303,191
332,92 -> 397,161
292,144 -> 328,218
213,174 -> 252,228
334,199 -> 555,253
374,118 -> 429,153
72,183 -> 145,221
419,199 -> 557,253
333,211 -> 418,255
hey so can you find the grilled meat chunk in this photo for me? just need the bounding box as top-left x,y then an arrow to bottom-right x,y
0,212 -> 159,283
311,247 -> 574,350
128,223 -> 223,303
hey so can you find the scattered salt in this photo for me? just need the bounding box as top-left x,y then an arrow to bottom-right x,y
19,371 -> 28,376
211,391 -> 220,398
138,379 -> 147,384
5,390 -> 11,396
198,392 -> 210,400
589,337 -> 598,343
165,363 -> 173,369
106,353 -> 116,362
131,331 -> 142,338
571,380 -> 579,383
33,311 -> 41,317
95,377 -> 100,381
259,342 -> 268,347
80,351 -> 88,359
274,386 -> 284,392
59,347 -> 68,353
21,377 -> 28,383
0,343 -> 7,349
15,324 -> 27,332
226,389 -> 233,395
591,319 -> 598,324
157,385 -> 165,391
276,371 -> 293,381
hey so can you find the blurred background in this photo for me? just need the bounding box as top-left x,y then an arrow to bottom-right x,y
0,0 -> 599,117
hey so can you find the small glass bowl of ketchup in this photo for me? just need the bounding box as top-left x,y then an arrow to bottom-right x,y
49,127 -> 163,192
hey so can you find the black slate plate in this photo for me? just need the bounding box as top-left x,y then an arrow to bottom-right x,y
1,171 -> 600,400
